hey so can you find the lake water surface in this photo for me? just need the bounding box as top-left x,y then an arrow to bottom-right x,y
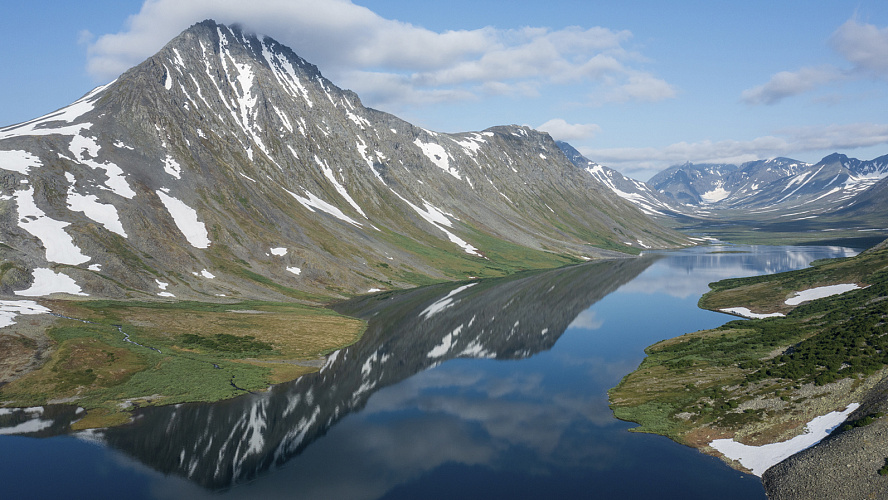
0,244 -> 860,499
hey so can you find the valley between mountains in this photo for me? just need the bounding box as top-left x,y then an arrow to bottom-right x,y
2,18 -> 888,499
0,20 -> 688,420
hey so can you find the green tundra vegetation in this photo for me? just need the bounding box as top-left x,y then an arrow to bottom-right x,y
609,240 -> 888,452
0,300 -> 365,428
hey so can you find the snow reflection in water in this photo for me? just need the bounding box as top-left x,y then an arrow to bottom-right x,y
0,245 -> 860,499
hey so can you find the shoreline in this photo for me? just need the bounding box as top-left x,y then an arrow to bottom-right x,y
610,240 -> 888,489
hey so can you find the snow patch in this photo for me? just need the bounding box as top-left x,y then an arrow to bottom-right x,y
710,403 -> 859,476
0,300 -> 51,328
15,268 -> 87,297
68,135 -> 136,199
66,186 -> 127,238
192,269 -> 215,279
285,188 -> 363,227
428,325 -> 464,358
270,247 -> 287,256
314,155 -> 367,218
163,155 -> 182,179
156,189 -> 210,248
261,41 -> 313,107
14,188 -> 90,265
356,138 -> 385,184
720,307 -> 785,319
460,339 -> 494,359
391,192 -> 480,256
346,110 -> 371,128
453,134 -> 486,157
414,139 -> 459,179
69,134 -> 101,159
0,150 -> 42,174
0,81 -> 112,139
163,65 -> 173,90
700,186 -> 730,203
286,267 -> 301,275
420,283 -> 477,320
785,284 -> 863,305
171,48 -> 185,68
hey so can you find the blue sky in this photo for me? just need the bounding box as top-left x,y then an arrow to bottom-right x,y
3,1 -> 888,180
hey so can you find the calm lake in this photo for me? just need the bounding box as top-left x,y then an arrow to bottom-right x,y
0,244 -> 861,499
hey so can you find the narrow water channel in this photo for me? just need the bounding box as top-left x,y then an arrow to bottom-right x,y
0,244 -> 859,499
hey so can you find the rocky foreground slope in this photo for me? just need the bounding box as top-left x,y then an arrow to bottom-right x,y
0,20 -> 689,303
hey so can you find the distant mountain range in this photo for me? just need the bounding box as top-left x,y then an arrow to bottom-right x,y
558,143 -> 888,226
0,20 -> 690,301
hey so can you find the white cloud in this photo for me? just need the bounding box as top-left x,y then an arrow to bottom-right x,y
537,119 -> 601,141
741,18 -> 888,106
831,18 -> 888,76
567,309 -> 603,330
778,122 -> 888,150
740,66 -> 844,105
603,71 -> 677,103
85,0 -> 675,112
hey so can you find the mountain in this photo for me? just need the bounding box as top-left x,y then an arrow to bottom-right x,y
714,157 -> 810,205
556,141 -> 690,219
720,153 -> 888,214
645,154 -> 888,216
648,162 -> 739,205
569,150 -> 887,240
833,174 -> 888,218
647,158 -> 813,207
0,20 -> 690,302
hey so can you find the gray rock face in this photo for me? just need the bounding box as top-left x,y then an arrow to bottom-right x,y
0,20 -> 689,301
763,421 -> 888,500
763,378 -> 888,500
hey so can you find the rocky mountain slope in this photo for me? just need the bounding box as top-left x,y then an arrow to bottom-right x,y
557,141 -> 689,219
0,20 -> 689,303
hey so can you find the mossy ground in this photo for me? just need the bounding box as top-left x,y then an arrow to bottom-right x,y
0,300 -> 365,427
610,242 -> 888,452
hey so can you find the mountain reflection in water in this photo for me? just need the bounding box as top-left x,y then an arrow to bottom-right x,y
6,246 -> 860,498
95,257 -> 657,489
